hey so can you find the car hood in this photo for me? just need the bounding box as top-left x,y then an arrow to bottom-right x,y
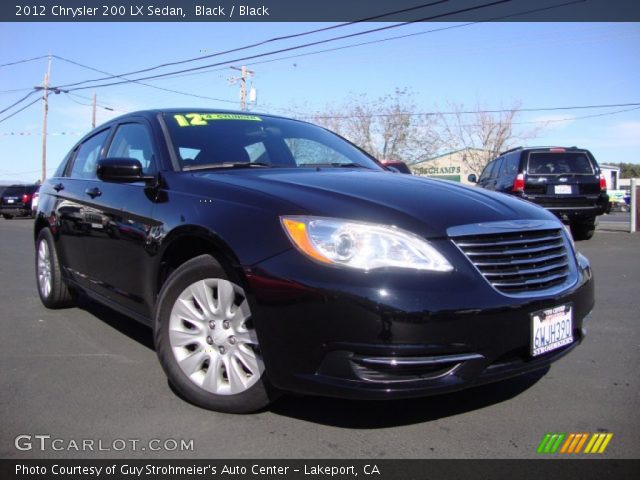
196,168 -> 557,238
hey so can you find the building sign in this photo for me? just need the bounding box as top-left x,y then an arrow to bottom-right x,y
415,166 -> 462,176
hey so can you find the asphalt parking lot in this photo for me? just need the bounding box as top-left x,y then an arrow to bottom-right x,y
1,218 -> 638,459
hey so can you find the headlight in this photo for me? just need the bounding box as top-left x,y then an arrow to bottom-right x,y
563,223 -> 576,251
280,216 -> 453,272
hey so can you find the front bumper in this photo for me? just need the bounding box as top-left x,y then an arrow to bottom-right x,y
245,245 -> 594,400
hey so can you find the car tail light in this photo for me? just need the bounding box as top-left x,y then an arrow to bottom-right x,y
512,173 -> 525,193
599,174 -> 607,191
22,194 -> 31,203
549,147 -> 566,153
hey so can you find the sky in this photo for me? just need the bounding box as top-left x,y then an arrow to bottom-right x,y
1,20 -> 639,183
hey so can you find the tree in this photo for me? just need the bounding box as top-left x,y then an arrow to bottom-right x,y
436,101 -> 544,175
310,89 -> 441,164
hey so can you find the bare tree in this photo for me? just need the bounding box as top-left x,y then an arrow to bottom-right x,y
437,101 -> 545,175
311,89 -> 441,164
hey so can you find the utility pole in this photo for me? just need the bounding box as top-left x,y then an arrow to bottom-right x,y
228,66 -> 254,111
92,93 -> 97,128
40,55 -> 52,182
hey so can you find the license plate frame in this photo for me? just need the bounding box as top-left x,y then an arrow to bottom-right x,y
554,185 -> 572,194
531,303 -> 573,357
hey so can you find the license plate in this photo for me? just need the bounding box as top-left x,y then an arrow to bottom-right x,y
531,304 -> 573,356
554,185 -> 572,194
7,199 -> 14,204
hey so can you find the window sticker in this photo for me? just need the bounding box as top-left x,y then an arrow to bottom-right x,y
173,113 -> 262,126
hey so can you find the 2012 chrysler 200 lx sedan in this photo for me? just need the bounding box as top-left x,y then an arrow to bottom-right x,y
34,110 -> 594,413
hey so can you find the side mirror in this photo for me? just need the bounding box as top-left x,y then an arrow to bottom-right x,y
467,173 -> 477,183
97,158 -> 154,183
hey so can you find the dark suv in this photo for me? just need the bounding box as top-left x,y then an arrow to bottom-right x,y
470,147 -> 609,240
1,184 -> 39,219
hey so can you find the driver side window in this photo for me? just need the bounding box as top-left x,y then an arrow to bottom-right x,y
107,123 -> 157,175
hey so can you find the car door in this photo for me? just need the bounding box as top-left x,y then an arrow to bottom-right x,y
477,160 -> 496,189
52,128 -> 111,289
496,154 -> 519,193
81,120 -> 161,318
484,157 -> 503,191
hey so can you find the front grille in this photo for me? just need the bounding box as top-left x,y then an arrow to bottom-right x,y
452,227 -> 575,296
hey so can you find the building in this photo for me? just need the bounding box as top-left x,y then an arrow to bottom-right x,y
410,148 -> 490,185
600,164 -> 621,190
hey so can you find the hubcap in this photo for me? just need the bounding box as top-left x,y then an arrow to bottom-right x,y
37,240 -> 52,299
168,278 -> 263,395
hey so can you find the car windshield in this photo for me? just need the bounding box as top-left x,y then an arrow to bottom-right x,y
162,112 -> 383,172
527,152 -> 594,175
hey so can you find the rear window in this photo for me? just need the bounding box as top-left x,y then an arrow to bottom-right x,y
527,152 -> 594,175
3,185 -> 27,196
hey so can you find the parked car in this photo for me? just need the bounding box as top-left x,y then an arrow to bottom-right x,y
34,110 -> 594,413
469,147 -> 609,240
1,184 -> 39,219
380,159 -> 413,174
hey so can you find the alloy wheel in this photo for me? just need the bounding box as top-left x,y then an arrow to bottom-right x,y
168,278 -> 263,395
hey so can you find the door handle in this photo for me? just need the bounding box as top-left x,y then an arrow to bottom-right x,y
53,183 -> 64,192
85,187 -> 102,198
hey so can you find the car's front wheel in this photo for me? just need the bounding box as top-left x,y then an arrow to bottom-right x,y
3,214 -> 13,220
154,254 -> 275,413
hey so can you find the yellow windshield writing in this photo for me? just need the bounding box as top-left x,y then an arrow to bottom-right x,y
173,113 -> 262,126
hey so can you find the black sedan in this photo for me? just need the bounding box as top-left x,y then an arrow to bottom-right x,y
34,110 -> 594,413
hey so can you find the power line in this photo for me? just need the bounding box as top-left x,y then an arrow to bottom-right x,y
303,102 -> 640,119
106,0 -> 587,88
59,0 -> 512,92
0,90 -> 38,115
64,92 -> 124,112
119,0 -> 588,86
512,105 -> 640,125
0,55 -> 49,69
0,98 -> 40,124
53,55 -> 239,104
59,0 -> 582,93
0,0 -> 585,100
242,0 -> 587,71
53,0 -> 454,89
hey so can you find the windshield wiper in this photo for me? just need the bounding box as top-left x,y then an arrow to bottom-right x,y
298,162 -> 372,169
183,162 -> 271,171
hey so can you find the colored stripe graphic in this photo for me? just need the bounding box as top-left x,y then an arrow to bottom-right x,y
585,433 -> 614,454
537,433 -> 565,454
539,433 -> 613,454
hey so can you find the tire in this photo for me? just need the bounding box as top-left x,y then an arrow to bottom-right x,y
35,228 -> 75,308
570,219 -> 596,241
3,214 -> 13,219
154,254 -> 276,413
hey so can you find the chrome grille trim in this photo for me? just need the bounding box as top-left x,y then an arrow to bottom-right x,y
448,220 -> 578,297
